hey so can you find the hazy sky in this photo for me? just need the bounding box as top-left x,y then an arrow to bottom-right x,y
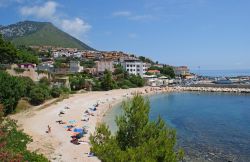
0,0 -> 250,70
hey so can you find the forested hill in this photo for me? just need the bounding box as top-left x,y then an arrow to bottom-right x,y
0,21 -> 95,50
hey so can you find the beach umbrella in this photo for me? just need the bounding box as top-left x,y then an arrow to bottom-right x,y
69,120 -> 77,124
73,128 -> 83,133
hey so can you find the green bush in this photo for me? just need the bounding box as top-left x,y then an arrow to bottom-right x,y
129,74 -> 145,87
121,85 -> 129,89
39,77 -> 50,86
0,72 -> 25,115
0,114 -> 49,161
60,86 -> 71,94
14,68 -> 25,73
29,85 -> 50,105
51,86 -> 61,98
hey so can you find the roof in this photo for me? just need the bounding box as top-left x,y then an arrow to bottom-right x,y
147,70 -> 160,73
158,76 -> 169,79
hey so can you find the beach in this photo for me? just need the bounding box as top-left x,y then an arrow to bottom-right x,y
11,85 -> 249,161
11,87 -> 168,162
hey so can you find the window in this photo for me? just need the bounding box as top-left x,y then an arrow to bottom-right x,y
137,65 -> 140,68
127,69 -> 129,71
127,65 -> 129,67
137,69 -> 140,71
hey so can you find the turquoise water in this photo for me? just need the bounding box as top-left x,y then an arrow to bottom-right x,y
103,92 -> 250,162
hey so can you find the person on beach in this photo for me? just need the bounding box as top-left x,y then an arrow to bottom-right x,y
47,125 -> 51,133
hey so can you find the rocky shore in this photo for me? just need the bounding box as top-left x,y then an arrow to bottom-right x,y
174,86 -> 250,93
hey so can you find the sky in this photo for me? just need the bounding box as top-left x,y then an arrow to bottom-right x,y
0,0 -> 250,70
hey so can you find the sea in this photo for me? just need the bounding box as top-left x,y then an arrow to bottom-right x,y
103,92 -> 250,162
191,69 -> 250,77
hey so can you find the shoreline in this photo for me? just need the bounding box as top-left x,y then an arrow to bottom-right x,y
11,87 -> 168,162
10,86 -> 249,162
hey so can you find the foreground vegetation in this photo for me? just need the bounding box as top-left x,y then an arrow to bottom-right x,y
90,95 -> 184,161
0,71 -> 69,116
0,107 -> 49,161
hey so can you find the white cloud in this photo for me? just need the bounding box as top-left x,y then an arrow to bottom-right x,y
19,1 -> 91,41
129,14 -> 154,21
112,10 -> 154,22
61,18 -> 91,39
20,1 -> 57,19
112,11 -> 131,17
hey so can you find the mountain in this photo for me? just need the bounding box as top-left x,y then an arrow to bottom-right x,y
0,21 -> 95,50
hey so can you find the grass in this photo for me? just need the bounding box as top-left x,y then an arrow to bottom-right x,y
15,99 -> 32,113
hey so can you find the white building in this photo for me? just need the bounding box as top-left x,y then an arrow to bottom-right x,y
72,52 -> 83,58
70,61 -> 83,73
95,60 -> 114,73
121,60 -> 147,76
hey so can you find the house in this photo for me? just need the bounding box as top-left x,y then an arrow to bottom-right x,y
154,64 -> 164,68
6,64 -> 48,82
70,61 -> 83,73
37,61 -> 54,72
173,66 -> 190,76
144,75 -> 173,87
18,63 -> 36,69
147,70 -> 161,75
95,60 -> 114,73
121,59 -> 147,76
85,68 -> 97,75
52,76 -> 70,89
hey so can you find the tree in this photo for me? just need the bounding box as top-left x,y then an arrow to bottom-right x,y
0,71 -> 25,115
80,60 -> 96,68
29,84 -> 50,105
129,74 -> 145,87
101,70 -> 117,91
39,77 -> 50,86
149,65 -> 175,78
51,86 -> 61,98
16,49 -> 39,64
90,94 -> 184,162
0,35 -> 18,64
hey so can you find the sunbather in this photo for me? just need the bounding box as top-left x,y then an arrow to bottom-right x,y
71,137 -> 80,145
56,120 -> 66,124
64,106 -> 70,109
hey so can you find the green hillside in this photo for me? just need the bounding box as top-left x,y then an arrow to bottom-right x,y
0,21 -> 95,50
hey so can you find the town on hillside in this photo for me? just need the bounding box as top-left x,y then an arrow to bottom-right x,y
1,45 -> 194,89
2,44 -> 250,91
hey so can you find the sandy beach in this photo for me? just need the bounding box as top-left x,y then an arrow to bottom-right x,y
11,87 -> 168,162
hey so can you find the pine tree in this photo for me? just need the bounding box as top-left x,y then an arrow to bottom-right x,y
90,94 -> 184,162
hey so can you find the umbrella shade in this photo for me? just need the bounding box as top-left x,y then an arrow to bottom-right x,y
73,128 -> 83,133
69,120 -> 77,124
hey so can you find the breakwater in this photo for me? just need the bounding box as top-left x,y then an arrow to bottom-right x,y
174,86 -> 250,93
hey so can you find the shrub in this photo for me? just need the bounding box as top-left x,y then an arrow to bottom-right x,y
39,77 -> 50,86
51,87 -> 61,98
29,85 -> 50,105
14,68 -> 25,73
121,85 -> 129,89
